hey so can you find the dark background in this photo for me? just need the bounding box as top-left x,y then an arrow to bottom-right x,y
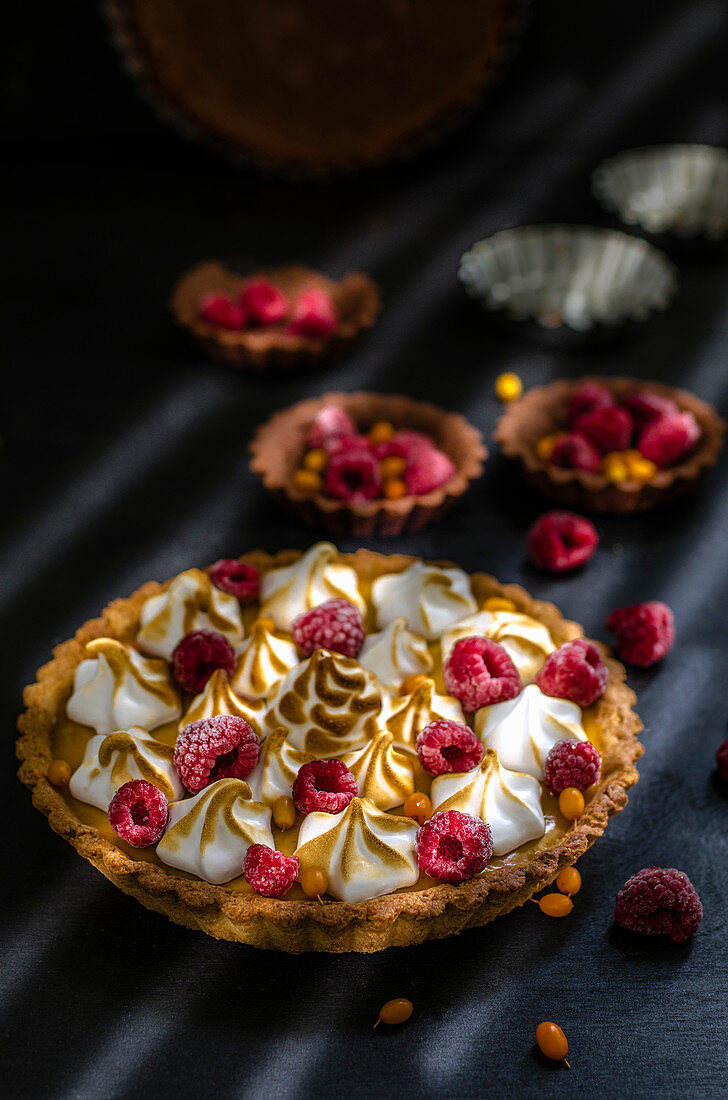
4,2 -> 728,1097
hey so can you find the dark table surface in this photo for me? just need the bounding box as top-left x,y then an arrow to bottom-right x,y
4,2 -> 728,1097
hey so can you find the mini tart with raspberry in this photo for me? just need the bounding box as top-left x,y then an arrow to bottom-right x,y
495,376 -> 724,513
170,261 -> 380,370
249,392 -> 487,537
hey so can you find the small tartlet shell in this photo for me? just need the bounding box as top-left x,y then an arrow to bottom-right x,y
249,391 -> 487,537
170,261 -> 381,370
495,376 -> 725,513
17,548 -> 643,954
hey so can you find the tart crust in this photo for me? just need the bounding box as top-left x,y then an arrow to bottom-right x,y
170,261 -> 381,369
495,376 -> 725,513
249,392 -> 487,537
17,549 -> 642,953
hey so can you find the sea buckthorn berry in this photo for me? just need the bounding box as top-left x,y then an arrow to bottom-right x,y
301,866 -> 328,899
482,596 -> 516,612
380,455 -> 406,480
400,673 -> 430,695
538,893 -> 574,917
403,792 -> 432,826
254,617 -> 275,632
47,759 -> 72,787
536,432 -> 567,461
369,420 -> 396,445
535,1021 -> 570,1065
303,448 -> 329,473
625,452 -> 658,482
558,787 -> 585,821
273,795 -> 297,831
375,998 -> 413,1028
556,867 -> 582,896
494,372 -> 523,403
383,478 -> 408,500
291,468 -> 323,494
601,451 -> 631,483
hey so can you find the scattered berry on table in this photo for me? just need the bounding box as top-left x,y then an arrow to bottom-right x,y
494,371 -> 523,402
537,893 -> 574,917
527,511 -> 599,573
556,867 -> 582,896
615,867 -> 703,943
374,998 -> 414,1028
535,1021 -> 570,1066
605,601 -> 674,666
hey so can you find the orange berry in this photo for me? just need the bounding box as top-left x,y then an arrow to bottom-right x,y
291,468 -> 323,494
482,596 -> 516,613
601,451 -> 631,483
535,1021 -> 570,1064
399,673 -> 429,695
625,450 -> 658,482
301,866 -> 328,899
536,433 -> 566,461
368,420 -> 396,445
538,893 -> 574,917
494,372 -> 523,403
303,448 -> 329,473
272,795 -> 296,831
380,455 -> 406,480
556,867 -> 582,896
559,787 -> 585,821
47,759 -> 71,787
403,792 -> 432,826
253,617 -> 275,632
383,478 -> 407,500
375,998 -> 413,1028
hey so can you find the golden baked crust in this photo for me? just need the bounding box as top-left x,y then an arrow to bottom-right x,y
17,549 -> 643,953
495,376 -> 725,513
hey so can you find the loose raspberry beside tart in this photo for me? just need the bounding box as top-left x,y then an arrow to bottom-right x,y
17,543 -> 643,953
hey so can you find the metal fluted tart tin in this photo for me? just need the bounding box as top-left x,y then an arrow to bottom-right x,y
458,225 -> 678,333
592,145 -> 728,241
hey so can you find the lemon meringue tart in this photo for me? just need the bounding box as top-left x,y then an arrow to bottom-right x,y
17,543 -> 642,953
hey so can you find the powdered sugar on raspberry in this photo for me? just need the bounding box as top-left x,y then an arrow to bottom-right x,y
292,760 -> 358,815
172,630 -> 237,693
174,715 -> 260,793
536,638 -> 608,707
543,738 -> 602,794
444,637 -> 521,710
416,810 -> 493,884
209,559 -> 260,602
615,867 -> 703,943
292,599 -> 365,658
108,779 -> 168,847
244,844 -> 299,898
605,601 -> 675,666
415,719 -> 484,776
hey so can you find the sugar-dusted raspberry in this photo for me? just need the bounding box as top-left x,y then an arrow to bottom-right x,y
308,405 -> 358,450
240,278 -> 288,326
174,715 -> 260,792
536,638 -> 608,707
209,558 -> 259,602
543,738 -> 602,794
108,779 -> 168,847
566,382 -> 615,425
638,410 -> 701,468
416,719 -> 484,776
620,390 -> 679,426
416,810 -> 493,884
444,637 -> 521,711
198,291 -> 247,330
549,433 -> 602,472
605,601 -> 675,666
527,511 -> 599,573
287,288 -> 338,338
615,867 -> 703,943
573,406 -> 634,454
715,739 -> 728,783
292,760 -> 358,815
172,630 -> 236,693
405,447 -> 455,495
325,447 -> 382,501
244,844 -> 299,898
292,598 -> 365,658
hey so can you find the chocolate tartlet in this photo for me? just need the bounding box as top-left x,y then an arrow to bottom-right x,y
171,262 -> 380,369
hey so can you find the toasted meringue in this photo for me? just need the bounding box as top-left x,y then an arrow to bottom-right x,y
382,677 -> 465,755
231,619 -> 299,699
475,684 -> 587,779
371,561 -> 476,640
341,730 -> 416,810
431,749 -> 545,856
136,568 -> 245,659
294,797 -> 419,903
156,778 -> 273,884
358,618 -> 433,691
259,542 -> 365,630
69,727 -> 185,810
246,727 -> 315,805
440,610 -> 555,683
179,669 -> 267,738
67,638 -> 181,734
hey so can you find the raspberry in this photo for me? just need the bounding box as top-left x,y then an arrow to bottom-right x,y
325,447 -> 382,501
172,630 -> 236,693
323,433 -> 371,456
573,406 -> 634,454
566,383 -> 615,425
308,405 -> 358,449
444,637 -> 521,710
416,810 -> 493,884
405,447 -> 455,495
415,719 -> 484,776
527,511 -> 599,573
174,715 -> 260,792
209,559 -> 259,602
620,390 -> 679,426
637,411 -> 701,468
548,433 -> 602,472
716,739 -> 728,783
605,601 -> 675,666
240,279 -> 288,326
198,291 -> 247,330
543,738 -> 602,794
243,844 -> 299,898
615,867 -> 703,943
536,638 -> 608,707
291,598 -> 365,658
107,779 -> 168,848
287,288 -> 338,337
292,760 -> 358,815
